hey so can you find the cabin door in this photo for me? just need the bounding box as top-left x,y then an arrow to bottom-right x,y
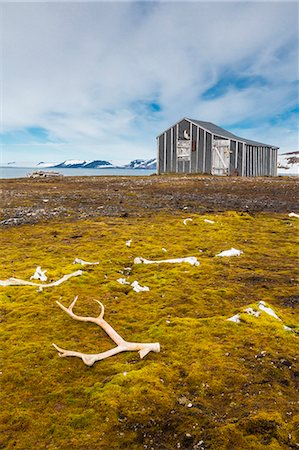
212,139 -> 230,176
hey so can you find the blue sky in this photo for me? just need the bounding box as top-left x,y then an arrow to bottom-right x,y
1,1 -> 298,166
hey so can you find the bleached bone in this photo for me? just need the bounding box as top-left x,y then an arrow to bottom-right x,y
216,248 -> 243,257
0,270 -> 83,288
258,301 -> 281,320
204,219 -> 215,224
73,258 -> 99,266
134,256 -> 199,266
117,278 -> 130,285
30,266 -> 47,282
162,248 -> 167,252
183,218 -> 193,225
52,297 -> 160,366
227,314 -> 241,323
131,280 -> 149,292
126,240 -> 132,247
288,212 -> 299,218
244,307 -> 260,317
227,302 -> 284,326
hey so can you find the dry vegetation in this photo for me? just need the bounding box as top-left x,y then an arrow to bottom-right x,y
0,175 -> 298,449
0,174 -> 298,226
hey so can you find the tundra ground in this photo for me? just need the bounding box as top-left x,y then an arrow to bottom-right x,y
0,175 -> 298,449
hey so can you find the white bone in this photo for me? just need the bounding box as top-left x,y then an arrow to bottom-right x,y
227,314 -> 241,323
134,256 -> 199,266
288,212 -> 299,218
183,218 -> 193,225
117,278 -> 130,285
0,270 -> 83,288
131,281 -> 149,292
244,307 -> 260,317
126,240 -> 132,247
30,266 -> 47,282
53,297 -> 160,366
204,219 -> 215,224
73,258 -> 99,266
215,248 -> 243,257
258,301 -> 281,320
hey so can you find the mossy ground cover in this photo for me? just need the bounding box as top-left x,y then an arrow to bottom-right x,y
0,212 -> 298,449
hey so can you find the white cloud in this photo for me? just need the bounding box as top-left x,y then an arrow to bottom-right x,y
1,1 -> 298,164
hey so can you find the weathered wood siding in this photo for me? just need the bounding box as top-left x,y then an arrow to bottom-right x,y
229,140 -> 236,175
205,133 -> 212,173
241,145 -> 277,176
157,119 -> 277,176
191,124 -> 197,173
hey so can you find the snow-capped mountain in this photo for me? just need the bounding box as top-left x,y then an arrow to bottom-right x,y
3,158 -> 157,170
53,160 -> 113,169
126,159 -> 145,168
125,158 -> 157,169
277,152 -> 299,176
47,158 -> 157,169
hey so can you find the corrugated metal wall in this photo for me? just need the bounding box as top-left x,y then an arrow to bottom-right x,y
157,120 -> 277,176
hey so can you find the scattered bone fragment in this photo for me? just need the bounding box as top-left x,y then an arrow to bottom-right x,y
53,297 -> 160,366
162,248 -> 167,252
183,218 -> 193,225
215,248 -> 243,257
204,219 -> 215,224
134,256 -> 199,266
258,301 -> 281,321
131,280 -> 149,292
227,314 -> 241,323
226,301 -> 294,333
117,278 -> 130,285
30,266 -> 47,282
126,240 -> 132,247
288,212 -> 299,218
244,307 -> 260,317
117,278 -> 149,292
73,258 -> 99,266
0,270 -> 83,288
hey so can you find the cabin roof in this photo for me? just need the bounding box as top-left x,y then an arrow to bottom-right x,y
157,118 -> 279,149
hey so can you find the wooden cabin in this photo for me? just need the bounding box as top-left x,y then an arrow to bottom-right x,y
157,118 -> 278,176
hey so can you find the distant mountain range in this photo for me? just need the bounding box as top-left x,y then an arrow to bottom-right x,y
50,160 -> 113,169
35,158 -> 157,170
123,158 -> 157,170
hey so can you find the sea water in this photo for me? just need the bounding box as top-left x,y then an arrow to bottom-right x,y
0,167 -> 156,179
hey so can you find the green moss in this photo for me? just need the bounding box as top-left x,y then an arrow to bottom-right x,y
0,212 -> 298,449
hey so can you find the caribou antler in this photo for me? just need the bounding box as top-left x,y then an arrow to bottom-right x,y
52,296 -> 160,366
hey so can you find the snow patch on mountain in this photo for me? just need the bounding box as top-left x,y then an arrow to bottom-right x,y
125,158 -> 157,169
277,152 -> 299,176
53,160 -> 113,169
